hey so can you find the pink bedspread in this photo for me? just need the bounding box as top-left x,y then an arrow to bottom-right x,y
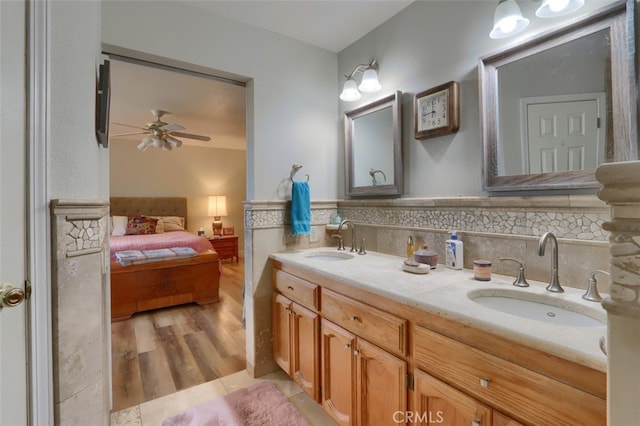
110,231 -> 213,262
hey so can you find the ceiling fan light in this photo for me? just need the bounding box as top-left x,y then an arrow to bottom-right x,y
358,68 -> 381,93
489,0 -> 529,39
165,135 -> 183,148
151,136 -> 163,148
137,141 -> 150,152
340,78 -> 361,102
161,141 -> 173,151
536,0 -> 584,17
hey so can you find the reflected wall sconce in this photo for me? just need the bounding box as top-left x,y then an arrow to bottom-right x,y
208,195 -> 228,236
339,58 -> 381,101
489,0 -> 584,39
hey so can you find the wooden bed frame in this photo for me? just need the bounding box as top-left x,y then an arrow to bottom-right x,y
109,197 -> 220,322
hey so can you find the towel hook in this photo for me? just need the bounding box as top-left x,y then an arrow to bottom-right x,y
290,163 -> 309,182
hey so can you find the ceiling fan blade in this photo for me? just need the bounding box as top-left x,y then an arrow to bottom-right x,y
161,123 -> 185,132
111,131 -> 150,137
112,122 -> 145,130
170,131 -> 211,142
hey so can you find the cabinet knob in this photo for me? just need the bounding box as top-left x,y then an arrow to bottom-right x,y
479,378 -> 490,388
344,343 -> 351,349
353,349 -> 360,356
350,315 -> 358,321
287,286 -> 294,290
471,420 -> 481,426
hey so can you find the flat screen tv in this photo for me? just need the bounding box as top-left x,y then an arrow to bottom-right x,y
95,59 -> 111,148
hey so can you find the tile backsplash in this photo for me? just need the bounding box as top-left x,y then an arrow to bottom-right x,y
245,195 -> 610,291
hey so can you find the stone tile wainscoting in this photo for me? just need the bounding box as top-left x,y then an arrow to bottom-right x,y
242,195 -> 610,377
51,200 -> 110,425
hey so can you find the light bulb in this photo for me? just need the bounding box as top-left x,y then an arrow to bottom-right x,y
359,68 -> 381,93
549,0 -> 570,12
340,78 -> 361,101
536,0 -> 584,17
490,0 -> 529,39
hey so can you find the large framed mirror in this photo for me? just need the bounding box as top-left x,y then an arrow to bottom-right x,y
345,91 -> 403,197
479,1 -> 637,191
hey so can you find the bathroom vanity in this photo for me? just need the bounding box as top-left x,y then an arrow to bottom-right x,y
270,249 -> 606,426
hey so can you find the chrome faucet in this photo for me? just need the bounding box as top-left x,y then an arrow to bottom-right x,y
337,219 -> 357,253
537,232 -> 564,293
583,270 -> 609,302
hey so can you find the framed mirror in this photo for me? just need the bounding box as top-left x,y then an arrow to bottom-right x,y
479,2 -> 637,191
345,91 -> 403,197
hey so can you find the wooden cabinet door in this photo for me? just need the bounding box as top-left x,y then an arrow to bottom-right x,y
291,302 -> 320,401
356,338 -> 407,426
414,369 -> 491,426
493,411 -> 523,426
273,294 -> 292,374
321,319 -> 356,426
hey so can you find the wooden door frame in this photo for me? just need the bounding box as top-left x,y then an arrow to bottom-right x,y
28,0 -> 54,423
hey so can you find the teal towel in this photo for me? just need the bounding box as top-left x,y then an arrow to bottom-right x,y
291,181 -> 310,235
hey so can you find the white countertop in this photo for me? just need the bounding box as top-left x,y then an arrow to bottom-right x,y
270,248 -> 608,372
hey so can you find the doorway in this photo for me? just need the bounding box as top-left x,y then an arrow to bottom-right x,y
106,56 -> 248,411
520,92 -> 606,174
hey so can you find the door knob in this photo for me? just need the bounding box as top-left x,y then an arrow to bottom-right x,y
0,283 -> 25,308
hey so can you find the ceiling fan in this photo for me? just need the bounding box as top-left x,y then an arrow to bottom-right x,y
112,109 -> 211,151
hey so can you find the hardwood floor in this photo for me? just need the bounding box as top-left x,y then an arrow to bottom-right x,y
111,258 -> 246,412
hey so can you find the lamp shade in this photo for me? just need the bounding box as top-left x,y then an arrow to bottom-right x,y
340,78 -> 361,101
536,0 -> 584,18
489,0 -> 529,39
358,68 -> 381,93
208,195 -> 228,217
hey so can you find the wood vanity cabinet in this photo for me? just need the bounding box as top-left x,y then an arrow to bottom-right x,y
414,368 -> 522,426
271,260 -> 604,426
413,325 -> 605,425
320,288 -> 408,426
321,318 -> 407,426
272,271 -> 320,401
414,368 -> 491,426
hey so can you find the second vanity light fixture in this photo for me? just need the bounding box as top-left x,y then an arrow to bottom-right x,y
489,0 -> 585,39
339,58 -> 381,101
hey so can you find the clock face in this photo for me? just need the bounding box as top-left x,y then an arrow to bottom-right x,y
418,89 -> 449,131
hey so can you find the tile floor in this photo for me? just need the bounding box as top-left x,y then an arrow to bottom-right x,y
110,369 -> 337,425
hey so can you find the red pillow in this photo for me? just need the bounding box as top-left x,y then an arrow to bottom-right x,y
125,216 -> 158,235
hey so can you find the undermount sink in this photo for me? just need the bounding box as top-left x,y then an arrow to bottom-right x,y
468,290 -> 605,328
304,251 -> 354,261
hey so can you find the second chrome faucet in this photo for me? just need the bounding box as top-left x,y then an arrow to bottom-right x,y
538,232 -> 564,293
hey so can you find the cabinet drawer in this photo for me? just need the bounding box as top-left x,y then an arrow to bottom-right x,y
321,288 -> 407,355
274,270 -> 319,311
413,326 -> 605,426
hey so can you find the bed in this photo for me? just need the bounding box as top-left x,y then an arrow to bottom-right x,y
109,197 -> 220,322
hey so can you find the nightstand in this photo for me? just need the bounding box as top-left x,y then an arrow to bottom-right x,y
208,235 -> 239,263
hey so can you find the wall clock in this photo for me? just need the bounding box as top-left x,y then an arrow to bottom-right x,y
414,80 -> 460,140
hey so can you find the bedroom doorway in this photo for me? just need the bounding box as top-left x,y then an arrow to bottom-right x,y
105,54 -> 248,411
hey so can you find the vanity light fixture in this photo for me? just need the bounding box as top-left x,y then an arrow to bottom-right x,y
489,0 -> 585,39
489,0 -> 530,39
535,0 -> 584,18
339,58 -> 381,101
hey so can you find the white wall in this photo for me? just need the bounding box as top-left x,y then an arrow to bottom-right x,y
50,1 -> 109,200
337,0 -> 617,197
110,141 -> 246,248
101,1 -> 339,201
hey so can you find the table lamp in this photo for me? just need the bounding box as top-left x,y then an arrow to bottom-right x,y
208,195 -> 228,236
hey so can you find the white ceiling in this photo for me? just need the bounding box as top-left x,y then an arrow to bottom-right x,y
108,1 -> 414,151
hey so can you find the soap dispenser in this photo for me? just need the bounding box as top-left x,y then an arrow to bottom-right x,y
406,236 -> 415,259
445,231 -> 464,270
